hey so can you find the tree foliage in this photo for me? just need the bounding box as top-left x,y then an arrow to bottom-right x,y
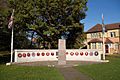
1,0 -> 87,49
0,0 -> 30,50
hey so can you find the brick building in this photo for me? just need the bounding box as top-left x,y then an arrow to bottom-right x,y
86,23 -> 120,54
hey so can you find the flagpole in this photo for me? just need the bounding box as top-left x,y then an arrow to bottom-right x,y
10,26 -> 14,63
6,9 -> 14,65
102,28 -> 105,60
102,14 -> 105,60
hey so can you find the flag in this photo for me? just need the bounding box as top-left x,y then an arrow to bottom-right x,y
8,9 -> 14,29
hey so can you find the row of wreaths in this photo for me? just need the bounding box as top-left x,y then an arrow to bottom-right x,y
17,51 -> 99,58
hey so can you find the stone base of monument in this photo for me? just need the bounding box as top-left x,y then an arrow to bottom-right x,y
10,60 -> 109,67
58,60 -> 66,65
99,60 -> 109,62
58,50 -> 66,65
6,62 -> 12,66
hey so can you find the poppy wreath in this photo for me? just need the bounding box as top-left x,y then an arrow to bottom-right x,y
27,53 -> 30,57
75,52 -> 79,56
51,52 -> 54,56
66,52 -> 68,55
46,52 -> 50,56
41,52 -> 45,56
80,52 -> 84,56
18,53 -> 22,58
37,53 -> 40,56
94,51 -> 99,56
23,53 -> 26,57
70,52 -> 74,56
85,52 -> 88,56
89,52 -> 93,56
32,53 -> 35,57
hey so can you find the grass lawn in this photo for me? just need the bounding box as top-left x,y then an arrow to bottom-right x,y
0,65 -> 64,80
76,54 -> 120,80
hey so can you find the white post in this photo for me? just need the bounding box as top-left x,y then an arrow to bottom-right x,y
102,13 -> 105,60
10,27 -> 14,63
102,32 -> 105,60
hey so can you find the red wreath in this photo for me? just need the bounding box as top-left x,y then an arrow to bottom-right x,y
23,53 -> 26,57
66,52 -> 68,55
80,52 -> 83,56
70,52 -> 74,56
18,53 -> 22,58
85,52 -> 88,56
51,52 -> 54,56
41,52 -> 45,56
89,52 -> 93,56
46,52 -> 50,56
37,53 -> 40,56
32,53 -> 35,57
94,51 -> 99,56
75,52 -> 79,56
27,53 -> 30,57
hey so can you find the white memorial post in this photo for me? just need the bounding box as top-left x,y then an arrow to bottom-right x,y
102,14 -> 105,60
58,39 -> 66,65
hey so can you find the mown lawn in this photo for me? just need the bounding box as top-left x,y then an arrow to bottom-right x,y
76,54 -> 120,80
0,65 -> 64,80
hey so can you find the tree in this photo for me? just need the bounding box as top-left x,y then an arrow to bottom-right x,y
7,0 -> 87,49
0,0 -> 31,50
0,0 -> 10,51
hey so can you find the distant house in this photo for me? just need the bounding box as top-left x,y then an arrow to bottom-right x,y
86,23 -> 120,54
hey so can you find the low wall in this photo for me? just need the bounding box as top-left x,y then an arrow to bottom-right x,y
14,49 -> 58,62
14,49 -> 102,63
66,49 -> 102,61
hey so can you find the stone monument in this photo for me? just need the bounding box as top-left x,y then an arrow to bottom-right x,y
58,39 -> 66,65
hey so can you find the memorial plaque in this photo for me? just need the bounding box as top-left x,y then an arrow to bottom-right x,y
58,39 -> 66,65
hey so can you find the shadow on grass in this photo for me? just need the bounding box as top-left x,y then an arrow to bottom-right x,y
0,54 -> 10,64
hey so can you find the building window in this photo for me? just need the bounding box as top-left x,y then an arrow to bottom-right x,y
92,43 -> 96,49
108,43 -> 112,48
110,32 -> 116,37
91,33 -> 100,38
91,33 -> 94,38
98,43 -> 102,49
115,43 -> 119,49
98,33 -> 101,38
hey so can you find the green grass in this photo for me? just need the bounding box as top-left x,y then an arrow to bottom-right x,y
0,65 -> 64,80
76,55 -> 120,80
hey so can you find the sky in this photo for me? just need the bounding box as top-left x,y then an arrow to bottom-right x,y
81,0 -> 120,31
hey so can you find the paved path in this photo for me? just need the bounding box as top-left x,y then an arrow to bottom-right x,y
57,66 -> 93,80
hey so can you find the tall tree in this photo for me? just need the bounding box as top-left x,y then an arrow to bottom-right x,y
0,0 -> 31,50
7,0 -> 87,49
0,0 -> 10,51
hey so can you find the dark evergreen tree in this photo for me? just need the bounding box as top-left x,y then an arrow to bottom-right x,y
1,0 -> 87,49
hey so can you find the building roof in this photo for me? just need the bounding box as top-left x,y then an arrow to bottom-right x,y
88,38 -> 119,43
87,23 -> 120,33
88,38 -> 103,43
107,38 -> 119,43
105,38 -> 114,43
